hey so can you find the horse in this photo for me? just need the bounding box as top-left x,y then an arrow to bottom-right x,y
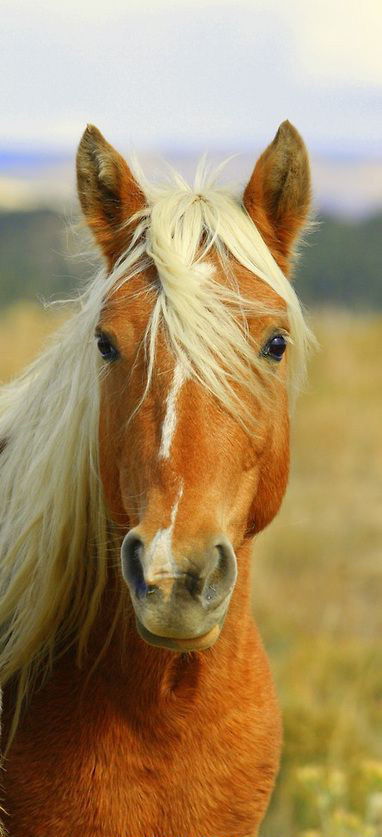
0,120 -> 313,836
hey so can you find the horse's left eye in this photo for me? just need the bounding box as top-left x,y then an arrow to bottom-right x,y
96,333 -> 119,362
261,334 -> 288,362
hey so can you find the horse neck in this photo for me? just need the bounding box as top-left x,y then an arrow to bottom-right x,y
86,537 -> 256,711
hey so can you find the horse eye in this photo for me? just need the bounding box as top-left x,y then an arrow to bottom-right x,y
96,333 -> 119,362
261,334 -> 288,362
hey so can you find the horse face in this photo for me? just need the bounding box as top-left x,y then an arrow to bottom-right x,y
96,266 -> 290,651
77,121 -> 311,651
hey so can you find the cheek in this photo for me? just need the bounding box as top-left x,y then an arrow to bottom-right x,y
247,410 -> 290,535
99,383 -> 160,528
99,406 -> 130,529
224,466 -> 261,546
98,370 -> 135,529
212,423 -> 263,544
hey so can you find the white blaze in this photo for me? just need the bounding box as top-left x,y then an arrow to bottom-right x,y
159,360 -> 187,460
144,482 -> 184,581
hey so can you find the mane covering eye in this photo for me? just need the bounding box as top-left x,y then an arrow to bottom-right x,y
261,334 -> 288,362
96,333 -> 119,362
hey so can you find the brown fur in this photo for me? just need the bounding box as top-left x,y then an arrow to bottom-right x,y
2,122 -> 311,836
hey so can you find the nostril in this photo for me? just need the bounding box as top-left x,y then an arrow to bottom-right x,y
203,539 -> 237,606
184,572 -> 201,598
204,562 -> 221,603
216,542 -> 229,576
121,533 -> 148,598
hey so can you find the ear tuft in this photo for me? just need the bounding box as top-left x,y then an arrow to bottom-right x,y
243,121 -> 311,275
76,125 -> 145,267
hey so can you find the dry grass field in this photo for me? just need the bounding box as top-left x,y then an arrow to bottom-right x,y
0,304 -> 381,836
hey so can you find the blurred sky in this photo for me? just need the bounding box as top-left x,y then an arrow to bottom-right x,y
1,0 -> 381,156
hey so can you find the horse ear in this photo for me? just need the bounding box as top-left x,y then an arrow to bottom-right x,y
76,125 -> 145,268
243,120 -> 311,275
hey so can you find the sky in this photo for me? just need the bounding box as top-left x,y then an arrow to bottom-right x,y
1,0 -> 382,156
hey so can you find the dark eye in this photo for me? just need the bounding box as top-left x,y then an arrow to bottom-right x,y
261,333 -> 288,362
96,333 -> 119,362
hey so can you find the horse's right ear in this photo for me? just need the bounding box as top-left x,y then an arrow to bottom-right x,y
76,125 -> 145,268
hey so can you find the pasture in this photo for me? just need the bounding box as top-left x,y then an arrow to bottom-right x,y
0,303 -> 381,836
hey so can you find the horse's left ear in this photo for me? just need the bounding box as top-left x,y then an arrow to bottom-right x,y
76,124 -> 145,268
243,120 -> 311,275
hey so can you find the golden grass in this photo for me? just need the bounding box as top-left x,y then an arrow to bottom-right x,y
1,303 -> 381,835
0,302 -> 67,383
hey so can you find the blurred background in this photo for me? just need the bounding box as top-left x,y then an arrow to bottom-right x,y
1,1 -> 381,834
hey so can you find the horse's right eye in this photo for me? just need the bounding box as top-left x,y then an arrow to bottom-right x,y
96,333 -> 119,362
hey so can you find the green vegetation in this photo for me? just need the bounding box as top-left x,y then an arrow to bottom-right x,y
293,762 -> 382,836
0,209 -> 381,309
294,214 -> 382,309
0,210 -> 90,307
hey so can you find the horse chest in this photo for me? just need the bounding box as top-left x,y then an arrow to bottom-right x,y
3,652 -> 280,837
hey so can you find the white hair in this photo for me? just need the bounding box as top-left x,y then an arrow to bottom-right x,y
0,158 -> 314,744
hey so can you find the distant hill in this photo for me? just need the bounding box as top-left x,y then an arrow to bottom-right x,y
0,210 -> 91,307
0,209 -> 381,309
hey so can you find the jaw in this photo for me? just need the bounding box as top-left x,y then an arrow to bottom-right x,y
135,618 -> 222,652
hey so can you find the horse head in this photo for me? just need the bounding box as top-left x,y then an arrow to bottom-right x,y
76,122 -> 311,653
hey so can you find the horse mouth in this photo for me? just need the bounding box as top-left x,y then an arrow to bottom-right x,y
135,619 -> 221,652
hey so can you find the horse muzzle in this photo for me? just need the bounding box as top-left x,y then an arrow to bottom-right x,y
121,531 -> 237,652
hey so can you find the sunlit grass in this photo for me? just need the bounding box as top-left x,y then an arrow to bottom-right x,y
294,761 -> 382,836
1,304 -> 381,835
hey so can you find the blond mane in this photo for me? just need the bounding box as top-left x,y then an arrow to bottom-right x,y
0,159 -> 314,742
